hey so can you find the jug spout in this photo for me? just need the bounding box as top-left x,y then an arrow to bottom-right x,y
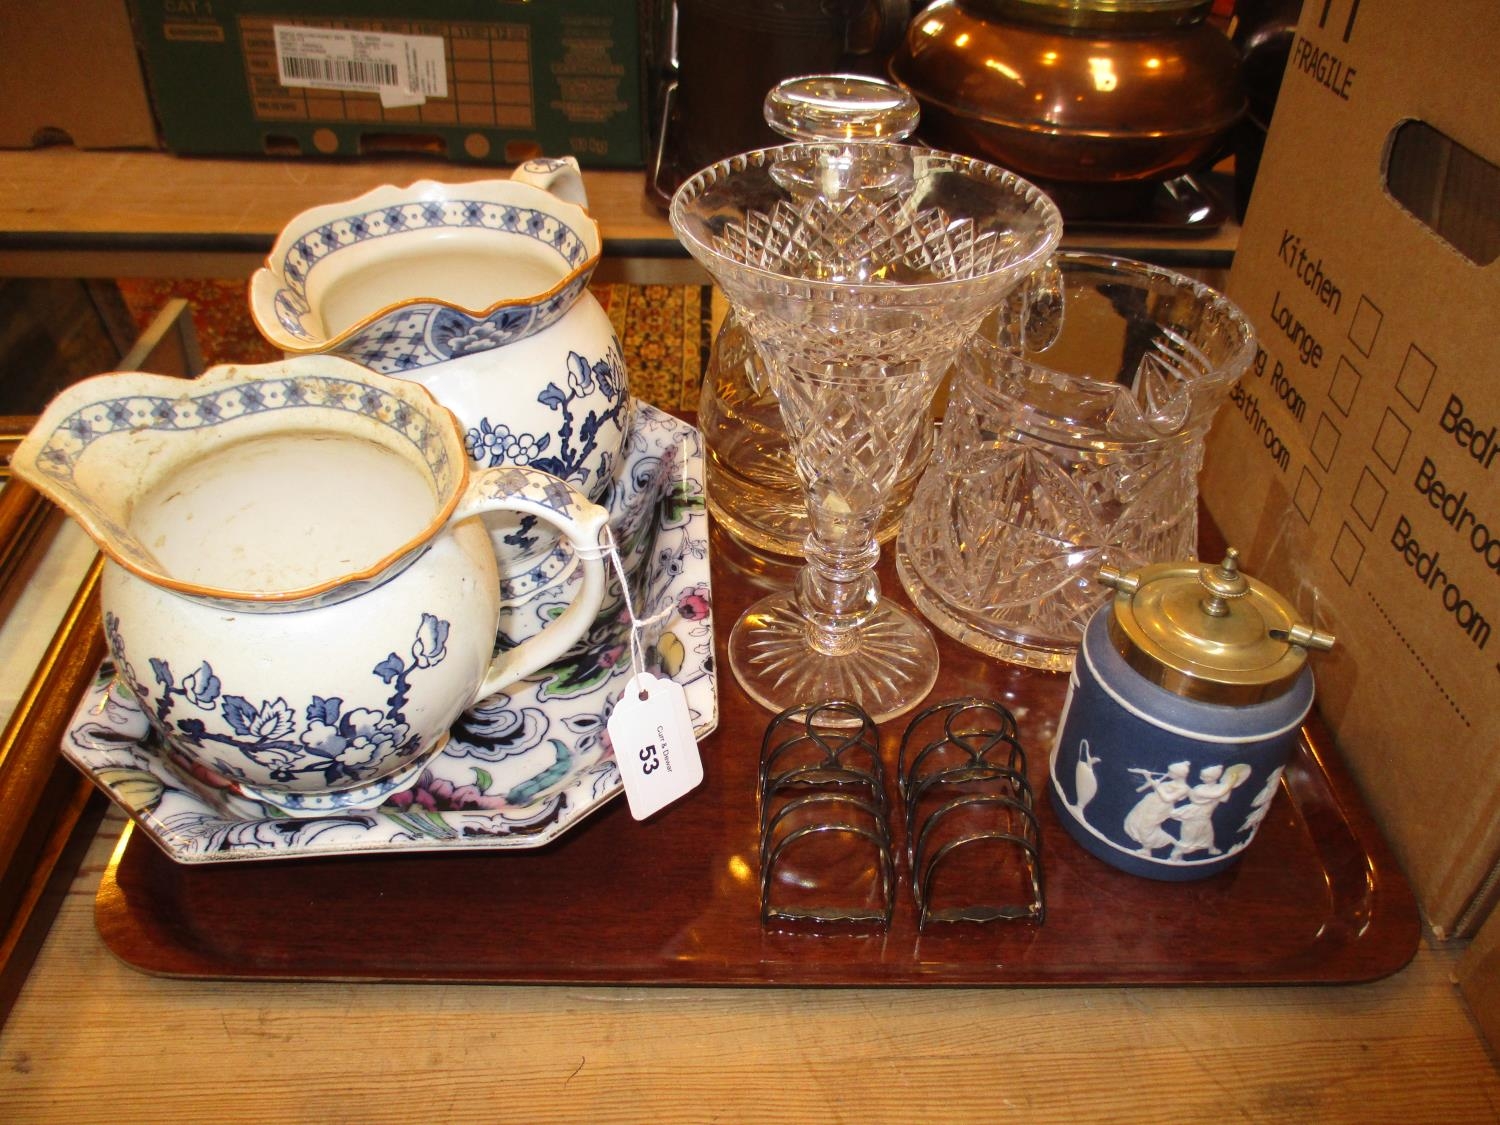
12,357 -> 470,608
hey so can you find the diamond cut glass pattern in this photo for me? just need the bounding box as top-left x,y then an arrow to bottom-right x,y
897,254 -> 1256,671
671,143 -> 1062,722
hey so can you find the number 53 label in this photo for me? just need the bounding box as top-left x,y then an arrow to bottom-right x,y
606,672 -> 704,820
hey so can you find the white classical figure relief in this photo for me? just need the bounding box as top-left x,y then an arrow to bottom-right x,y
1238,765 -> 1284,835
1123,761 -> 1192,852
1169,763 -> 1252,859
1122,759 -> 1254,859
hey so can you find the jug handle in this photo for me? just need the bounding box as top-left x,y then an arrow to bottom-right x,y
510,156 -> 590,209
452,464 -> 610,701
993,254 -> 1065,352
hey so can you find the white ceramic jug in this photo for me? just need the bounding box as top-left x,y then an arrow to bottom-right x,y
13,357 -> 609,815
249,158 -> 631,603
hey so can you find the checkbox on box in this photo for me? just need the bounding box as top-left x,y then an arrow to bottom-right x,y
1330,354 -> 1362,416
1294,467 -> 1323,522
1396,344 -> 1436,411
1351,468 -> 1387,530
1331,523 -> 1366,585
1373,407 -> 1411,472
1349,296 -> 1383,358
1312,413 -> 1342,471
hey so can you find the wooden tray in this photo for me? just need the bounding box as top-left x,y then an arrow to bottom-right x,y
93,518 -> 1420,987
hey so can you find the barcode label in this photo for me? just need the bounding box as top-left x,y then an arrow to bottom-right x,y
280,54 -> 399,89
273,25 -> 447,107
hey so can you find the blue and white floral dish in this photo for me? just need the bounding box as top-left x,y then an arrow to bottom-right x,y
60,404 -> 716,863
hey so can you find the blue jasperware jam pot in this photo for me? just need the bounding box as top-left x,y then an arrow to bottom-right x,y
1049,549 -> 1335,881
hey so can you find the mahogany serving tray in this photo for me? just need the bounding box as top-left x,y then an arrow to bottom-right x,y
94,525 -> 1420,987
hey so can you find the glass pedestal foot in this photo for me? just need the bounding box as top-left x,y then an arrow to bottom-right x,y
728,591 -> 939,724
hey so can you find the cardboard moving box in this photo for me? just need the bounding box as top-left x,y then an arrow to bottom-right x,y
1201,0 -> 1499,938
1458,905 -> 1500,1054
0,1 -> 158,149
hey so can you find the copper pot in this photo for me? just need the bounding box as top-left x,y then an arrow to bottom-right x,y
890,0 -> 1245,216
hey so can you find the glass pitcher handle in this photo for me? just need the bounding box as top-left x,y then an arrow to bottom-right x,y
1008,254 -> 1066,353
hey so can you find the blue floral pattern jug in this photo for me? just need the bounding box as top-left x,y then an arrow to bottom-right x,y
250,158 -> 631,605
12,357 -> 609,816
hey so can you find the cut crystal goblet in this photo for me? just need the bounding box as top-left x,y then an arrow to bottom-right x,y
670,110 -> 1062,722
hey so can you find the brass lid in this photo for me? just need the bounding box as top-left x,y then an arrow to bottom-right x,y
1099,549 -> 1335,705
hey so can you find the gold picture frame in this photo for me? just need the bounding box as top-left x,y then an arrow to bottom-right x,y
0,298 -> 200,1022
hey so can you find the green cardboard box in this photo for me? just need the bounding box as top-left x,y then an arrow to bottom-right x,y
130,0 -> 645,166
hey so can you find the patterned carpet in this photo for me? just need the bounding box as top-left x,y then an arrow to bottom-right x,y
114,278 -> 715,415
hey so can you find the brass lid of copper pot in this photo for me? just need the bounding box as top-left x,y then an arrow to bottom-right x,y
1099,549 -> 1335,705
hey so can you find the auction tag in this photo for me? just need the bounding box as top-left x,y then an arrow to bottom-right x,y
607,672 -> 703,821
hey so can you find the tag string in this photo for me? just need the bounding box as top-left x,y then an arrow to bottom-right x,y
578,527 -> 671,684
